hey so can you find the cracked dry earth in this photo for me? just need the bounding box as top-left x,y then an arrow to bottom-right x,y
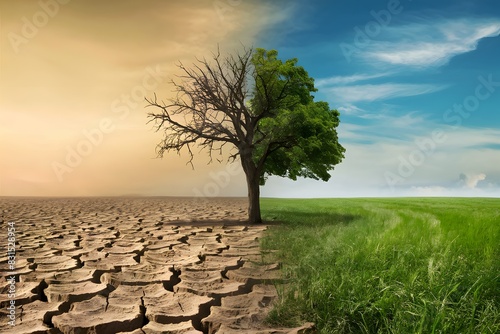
0,197 -> 314,334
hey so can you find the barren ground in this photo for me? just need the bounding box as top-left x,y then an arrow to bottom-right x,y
0,197 -> 313,334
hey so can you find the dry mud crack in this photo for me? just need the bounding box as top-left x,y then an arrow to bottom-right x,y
1,197 -> 314,334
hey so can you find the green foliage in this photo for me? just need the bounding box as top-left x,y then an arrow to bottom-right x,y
250,49 -> 345,184
261,198 -> 500,333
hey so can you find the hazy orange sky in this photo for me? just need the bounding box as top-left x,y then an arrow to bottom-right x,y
3,1 -> 499,198
0,0 -> 289,196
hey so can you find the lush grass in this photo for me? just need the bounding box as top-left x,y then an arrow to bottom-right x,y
260,198 -> 500,333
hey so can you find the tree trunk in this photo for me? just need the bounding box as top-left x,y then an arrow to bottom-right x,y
241,152 -> 262,224
246,168 -> 262,224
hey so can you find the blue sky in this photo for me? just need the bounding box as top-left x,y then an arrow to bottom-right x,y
259,0 -> 500,197
1,0 -> 498,198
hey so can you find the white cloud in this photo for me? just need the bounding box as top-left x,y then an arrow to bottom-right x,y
337,103 -> 365,115
329,83 -> 445,103
438,127 -> 500,151
364,18 -> 500,67
460,173 -> 487,189
316,73 -> 390,87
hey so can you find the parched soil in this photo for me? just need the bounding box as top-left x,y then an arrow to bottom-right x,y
0,197 -> 314,334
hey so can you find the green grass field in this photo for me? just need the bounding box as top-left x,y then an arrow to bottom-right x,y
260,198 -> 500,334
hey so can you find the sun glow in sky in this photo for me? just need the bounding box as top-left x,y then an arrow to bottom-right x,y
1,0 -> 500,197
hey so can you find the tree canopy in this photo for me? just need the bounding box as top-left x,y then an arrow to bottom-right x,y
250,49 -> 344,184
146,47 -> 345,223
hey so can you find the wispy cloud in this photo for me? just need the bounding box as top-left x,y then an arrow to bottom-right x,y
363,18 -> 500,67
337,103 -> 366,116
329,83 -> 445,103
316,73 -> 390,87
441,127 -> 500,151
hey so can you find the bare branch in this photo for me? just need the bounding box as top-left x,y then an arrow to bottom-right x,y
145,48 -> 256,166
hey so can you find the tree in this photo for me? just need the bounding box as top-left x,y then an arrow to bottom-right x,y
146,48 -> 345,224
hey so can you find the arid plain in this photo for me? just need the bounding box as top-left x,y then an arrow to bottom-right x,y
0,197 -> 313,334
